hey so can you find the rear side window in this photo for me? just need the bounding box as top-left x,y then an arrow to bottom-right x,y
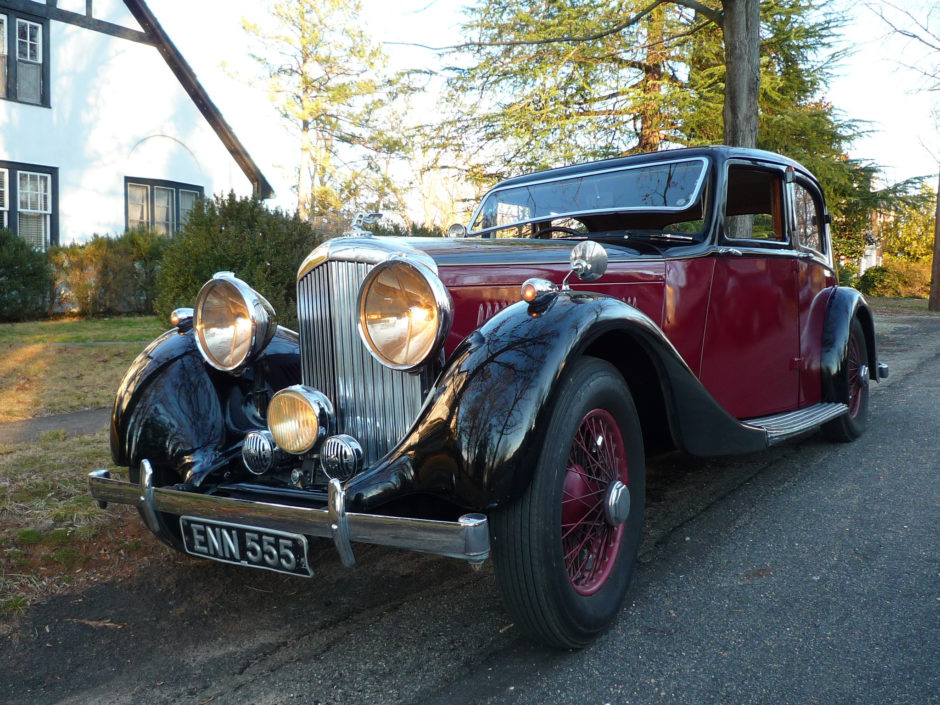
792,182 -> 824,254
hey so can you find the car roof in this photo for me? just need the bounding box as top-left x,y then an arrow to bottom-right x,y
492,146 -> 813,190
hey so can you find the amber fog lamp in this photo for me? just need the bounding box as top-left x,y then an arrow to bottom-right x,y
357,258 -> 452,371
193,273 -> 276,372
267,386 -> 333,455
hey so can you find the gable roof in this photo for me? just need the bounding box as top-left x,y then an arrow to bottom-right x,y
122,0 -> 274,199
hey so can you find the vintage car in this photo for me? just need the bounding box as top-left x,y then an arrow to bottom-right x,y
89,146 -> 887,649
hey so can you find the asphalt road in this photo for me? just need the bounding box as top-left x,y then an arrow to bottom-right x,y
2,312 -> 938,705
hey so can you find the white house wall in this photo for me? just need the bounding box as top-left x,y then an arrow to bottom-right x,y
0,1 -> 254,244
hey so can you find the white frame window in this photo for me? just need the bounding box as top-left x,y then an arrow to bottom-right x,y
0,168 -> 8,229
153,185 -> 175,236
125,178 -> 203,235
179,189 -> 199,227
15,17 -> 42,104
127,182 -> 150,230
17,170 -> 51,250
0,14 -> 7,99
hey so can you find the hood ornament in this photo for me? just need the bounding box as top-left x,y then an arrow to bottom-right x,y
345,212 -> 383,238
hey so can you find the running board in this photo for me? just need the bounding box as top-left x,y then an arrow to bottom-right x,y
745,402 -> 848,445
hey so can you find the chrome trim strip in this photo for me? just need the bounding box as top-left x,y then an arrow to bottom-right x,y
745,402 -> 848,445
88,469 -> 491,564
298,237 -> 439,281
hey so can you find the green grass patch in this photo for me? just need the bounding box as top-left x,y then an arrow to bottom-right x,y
867,296 -> 938,316
0,316 -> 166,344
0,595 -> 28,617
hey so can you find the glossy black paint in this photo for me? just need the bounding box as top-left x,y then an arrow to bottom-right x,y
821,287 -> 878,405
111,326 -> 302,487
344,292 -> 769,513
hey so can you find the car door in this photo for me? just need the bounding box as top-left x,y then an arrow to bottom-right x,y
699,161 -> 801,419
789,175 -> 837,407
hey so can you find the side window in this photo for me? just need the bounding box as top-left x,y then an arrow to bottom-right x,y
723,166 -> 786,242
1,12 -> 48,105
792,182 -> 824,254
0,14 -> 7,99
125,178 -> 203,235
18,170 -> 52,249
15,18 -> 42,104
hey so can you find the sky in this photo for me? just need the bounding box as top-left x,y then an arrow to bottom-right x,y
152,0 -> 940,215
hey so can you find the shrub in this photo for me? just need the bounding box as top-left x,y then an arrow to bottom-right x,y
0,228 -> 53,321
857,257 -> 932,299
155,194 -> 325,330
836,260 -> 858,288
49,229 -> 168,316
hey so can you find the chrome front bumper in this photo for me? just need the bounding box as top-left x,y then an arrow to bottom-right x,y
88,460 -> 490,568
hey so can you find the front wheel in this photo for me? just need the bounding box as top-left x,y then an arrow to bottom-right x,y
822,317 -> 870,442
490,356 -> 645,649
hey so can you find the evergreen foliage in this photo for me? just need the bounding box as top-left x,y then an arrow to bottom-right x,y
155,194 -> 325,330
243,0 -> 414,219
441,0 -> 905,260
49,230 -> 168,317
0,229 -> 52,322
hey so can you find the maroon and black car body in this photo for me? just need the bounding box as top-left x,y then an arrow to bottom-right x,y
90,146 -> 886,648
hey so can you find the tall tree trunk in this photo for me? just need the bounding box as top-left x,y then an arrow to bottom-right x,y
637,5 -> 666,152
929,168 -> 940,312
720,0 -> 760,148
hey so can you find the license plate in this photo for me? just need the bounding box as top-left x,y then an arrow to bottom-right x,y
180,516 -> 313,577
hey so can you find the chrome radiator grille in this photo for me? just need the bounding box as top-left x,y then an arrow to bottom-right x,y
297,260 -> 424,465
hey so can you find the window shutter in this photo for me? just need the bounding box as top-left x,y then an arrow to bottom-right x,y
0,169 -> 7,230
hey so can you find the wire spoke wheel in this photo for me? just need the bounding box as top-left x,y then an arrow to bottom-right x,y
823,317 -> 870,442
490,357 -> 645,649
562,409 -> 628,595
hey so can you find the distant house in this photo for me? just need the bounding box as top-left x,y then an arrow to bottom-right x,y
0,0 -> 272,250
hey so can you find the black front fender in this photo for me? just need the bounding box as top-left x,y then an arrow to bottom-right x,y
110,327 -> 302,486
346,293 -> 767,513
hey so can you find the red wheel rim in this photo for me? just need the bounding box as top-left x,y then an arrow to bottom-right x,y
847,334 -> 863,417
561,408 -> 628,596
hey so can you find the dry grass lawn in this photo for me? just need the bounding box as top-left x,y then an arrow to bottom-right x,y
0,316 -> 165,422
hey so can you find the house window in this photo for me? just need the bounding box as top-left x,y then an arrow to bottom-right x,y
0,10 -> 48,105
0,168 -> 7,229
18,171 -> 51,249
0,161 -> 57,249
125,178 -> 203,235
0,14 -> 7,99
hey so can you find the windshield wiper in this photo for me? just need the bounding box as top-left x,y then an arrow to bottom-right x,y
625,231 -> 695,244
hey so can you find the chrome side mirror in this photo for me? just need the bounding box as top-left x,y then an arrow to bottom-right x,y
566,240 -> 608,285
446,223 -> 467,238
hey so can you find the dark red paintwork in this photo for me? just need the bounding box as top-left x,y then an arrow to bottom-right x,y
412,237 -> 834,421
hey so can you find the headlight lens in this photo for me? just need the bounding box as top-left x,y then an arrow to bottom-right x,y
267,386 -> 333,454
193,273 -> 276,371
358,258 -> 452,370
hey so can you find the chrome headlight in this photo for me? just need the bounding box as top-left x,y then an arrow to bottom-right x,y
193,272 -> 276,372
357,258 -> 452,371
267,385 -> 333,454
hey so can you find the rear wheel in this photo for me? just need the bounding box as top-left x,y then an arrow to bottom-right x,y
490,357 -> 645,648
823,317 -> 870,442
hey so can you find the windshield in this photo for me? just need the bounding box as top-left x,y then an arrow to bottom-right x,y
470,158 -> 708,234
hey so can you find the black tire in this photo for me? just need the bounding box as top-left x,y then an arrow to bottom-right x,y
490,356 -> 645,649
822,317 -> 870,442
